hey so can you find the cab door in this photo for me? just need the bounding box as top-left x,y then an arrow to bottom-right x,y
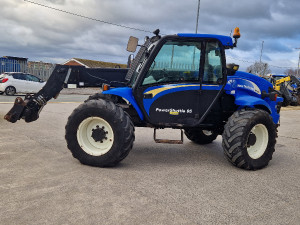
135,38 -> 225,126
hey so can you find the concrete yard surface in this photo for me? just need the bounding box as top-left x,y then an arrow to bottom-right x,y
0,103 -> 299,225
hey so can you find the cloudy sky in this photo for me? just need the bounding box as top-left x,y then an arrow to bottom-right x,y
1,0 -> 299,73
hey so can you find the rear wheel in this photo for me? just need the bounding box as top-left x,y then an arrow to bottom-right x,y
65,99 -> 135,167
222,108 -> 277,170
184,128 -> 218,144
5,86 -> 16,95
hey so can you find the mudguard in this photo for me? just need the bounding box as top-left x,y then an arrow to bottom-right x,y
235,95 -> 272,112
234,94 -> 281,125
103,87 -> 144,120
225,71 -> 282,124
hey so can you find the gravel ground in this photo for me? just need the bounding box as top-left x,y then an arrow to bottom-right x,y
0,104 -> 299,225
281,105 -> 300,111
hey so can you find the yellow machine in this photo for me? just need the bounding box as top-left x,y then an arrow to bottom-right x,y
270,75 -> 300,106
274,76 -> 293,91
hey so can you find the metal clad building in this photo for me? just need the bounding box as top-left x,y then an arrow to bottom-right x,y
0,56 -> 28,73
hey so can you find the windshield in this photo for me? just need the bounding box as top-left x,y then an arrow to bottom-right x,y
142,41 -> 201,85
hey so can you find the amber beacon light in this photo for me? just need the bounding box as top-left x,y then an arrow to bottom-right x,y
233,27 -> 241,39
232,27 -> 241,47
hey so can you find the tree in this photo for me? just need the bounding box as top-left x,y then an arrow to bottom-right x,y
246,61 -> 271,76
284,68 -> 299,77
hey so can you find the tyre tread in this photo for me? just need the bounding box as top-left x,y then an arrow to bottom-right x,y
222,108 -> 277,170
65,99 -> 135,167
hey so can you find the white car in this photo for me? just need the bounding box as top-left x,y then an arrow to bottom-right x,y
0,72 -> 46,95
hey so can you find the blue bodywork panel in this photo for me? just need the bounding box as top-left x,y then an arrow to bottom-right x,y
103,87 -> 144,120
103,71 -> 282,124
225,71 -> 282,124
177,33 -> 233,48
142,84 -> 222,115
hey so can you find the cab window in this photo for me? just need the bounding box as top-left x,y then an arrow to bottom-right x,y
142,41 -> 202,86
203,41 -> 223,84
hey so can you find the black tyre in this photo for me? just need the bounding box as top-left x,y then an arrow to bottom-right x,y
65,99 -> 135,167
184,128 -> 218,144
0,91 -> 3,95
5,86 -> 16,95
222,108 -> 277,170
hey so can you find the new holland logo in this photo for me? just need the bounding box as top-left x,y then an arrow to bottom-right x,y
236,79 -> 261,95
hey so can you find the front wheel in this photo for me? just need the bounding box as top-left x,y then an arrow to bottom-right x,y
222,108 -> 277,170
65,99 -> 135,167
184,128 -> 218,144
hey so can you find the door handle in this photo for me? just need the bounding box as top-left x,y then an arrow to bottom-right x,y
143,93 -> 153,99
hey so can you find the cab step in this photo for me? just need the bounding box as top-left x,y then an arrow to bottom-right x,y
153,128 -> 183,144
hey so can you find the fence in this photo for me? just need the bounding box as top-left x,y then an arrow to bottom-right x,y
27,62 -> 56,81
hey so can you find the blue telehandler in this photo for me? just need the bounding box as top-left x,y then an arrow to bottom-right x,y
5,28 -> 283,170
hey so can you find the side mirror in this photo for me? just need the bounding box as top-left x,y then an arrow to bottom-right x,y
127,36 -> 139,52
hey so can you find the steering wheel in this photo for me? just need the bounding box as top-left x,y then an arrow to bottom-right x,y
161,69 -> 169,77
155,69 -> 169,82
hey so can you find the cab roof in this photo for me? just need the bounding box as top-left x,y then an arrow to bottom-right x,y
177,33 -> 233,48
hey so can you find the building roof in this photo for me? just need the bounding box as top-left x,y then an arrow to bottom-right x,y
63,58 -> 127,69
2,56 -> 28,61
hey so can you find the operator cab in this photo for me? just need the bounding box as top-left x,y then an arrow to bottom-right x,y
125,29 -> 240,127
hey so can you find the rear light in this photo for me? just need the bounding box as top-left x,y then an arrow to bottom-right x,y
1,78 -> 8,83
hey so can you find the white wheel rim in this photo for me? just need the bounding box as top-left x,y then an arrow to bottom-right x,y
77,117 -> 114,156
202,130 -> 213,136
247,124 -> 269,159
